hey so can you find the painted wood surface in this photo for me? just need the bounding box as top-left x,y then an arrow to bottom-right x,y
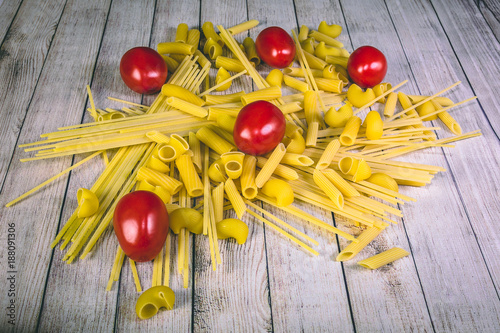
0,0 -> 499,332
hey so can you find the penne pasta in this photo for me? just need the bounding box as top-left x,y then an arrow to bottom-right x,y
224,178 -> 246,219
202,21 -> 223,46
176,154 -> 203,197
175,23 -> 189,43
255,143 -> 287,188
336,226 -> 385,261
137,166 -> 183,195
157,42 -> 195,55
340,116 -> 362,146
196,126 -> 235,155
227,19 -> 259,35
312,169 -> 344,209
241,86 -> 282,105
321,168 -> 360,197
283,75 -> 309,92
240,155 -> 258,199
187,29 -> 200,47
316,139 -> 340,170
358,247 -> 410,269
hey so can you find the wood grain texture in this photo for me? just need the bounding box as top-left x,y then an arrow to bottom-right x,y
480,0 -> 500,43
191,1 -> 272,332
0,0 -> 112,331
37,0 -> 154,332
0,0 -> 66,188
355,0 -> 500,331
248,0 -> 355,331
0,0 -> 23,47
114,0 -> 198,330
428,0 -> 500,137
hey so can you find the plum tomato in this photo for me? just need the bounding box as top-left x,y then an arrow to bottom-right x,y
347,46 -> 387,88
233,100 -> 286,156
255,27 -> 296,68
113,191 -> 169,262
119,47 -> 168,94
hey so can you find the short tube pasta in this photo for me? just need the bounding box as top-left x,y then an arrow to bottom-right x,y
309,30 -> 344,48
358,247 -> 410,269
283,75 -> 309,92
157,42 -> 195,55
314,78 -> 344,93
280,153 -> 314,166
188,132 -> 202,172
216,114 -> 236,134
203,91 -> 245,105
175,23 -> 189,43
146,131 -> 170,144
303,51 -> 328,70
224,178 -> 246,219
383,92 -> 398,117
227,19 -> 259,35
313,169 -> 344,209
336,226 -> 385,261
298,25 -> 309,41
255,143 -> 286,188
215,56 -> 247,73
169,134 -> 189,157
240,155 -> 258,199
203,38 -> 223,60
241,86 -> 282,105
243,37 -> 260,65
316,139 -> 340,170
221,151 -> 245,179
137,166 -> 183,195
194,50 -> 210,68
196,126 -> 235,155
321,169 -> 360,197
215,67 -> 232,91
187,29 -> 200,47
161,55 -> 179,73
161,84 -> 205,106
175,154 -> 203,197
202,21 -> 223,47
256,156 -> 299,181
166,97 -> 208,118
340,116 -> 362,146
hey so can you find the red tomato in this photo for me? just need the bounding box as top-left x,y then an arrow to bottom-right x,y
347,46 -> 387,88
233,100 -> 286,156
113,191 -> 169,262
119,47 -> 168,94
255,27 -> 296,68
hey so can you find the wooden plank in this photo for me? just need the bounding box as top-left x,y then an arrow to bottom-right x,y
428,0 -> 500,136
290,1 -> 436,331
0,0 -> 66,190
113,0 -> 199,331
0,0 -> 23,47
480,0 -> 500,43
0,0 -> 113,331
35,0 -> 156,331
349,0 -> 500,331
191,1 -> 272,331
247,0 -> 354,331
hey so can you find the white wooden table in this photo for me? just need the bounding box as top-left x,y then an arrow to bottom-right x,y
1,0 -> 499,331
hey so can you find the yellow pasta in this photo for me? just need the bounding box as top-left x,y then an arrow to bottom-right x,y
407,95 -> 454,107
278,102 -> 302,114
215,67 -> 232,91
358,247 -> 410,269
203,91 -> 245,105
372,82 -> 392,103
137,166 -> 183,195
175,23 -> 189,43
383,92 -> 398,117
324,55 -> 349,68
363,111 -> 384,140
255,143 -> 286,188
76,188 -> 99,218
301,37 -> 315,54
314,42 -> 345,60
347,84 -> 376,108
224,178 -> 246,219
166,96 -> 208,118
316,139 -> 340,170
266,69 -> 283,87
208,159 -> 227,183
298,25 -> 309,42
241,86 -> 282,105
321,169 -> 360,197
243,37 -> 260,65
283,67 -> 323,78
336,226 -> 385,261
157,42 -> 195,55
260,179 -> 294,207
146,155 -> 170,173
187,29 -> 200,47
202,21 -> 223,46
306,121 -> 319,148
315,77 -> 343,93
195,126 -> 235,155
221,151 -> 245,179
432,100 -> 462,135
215,56 -> 247,73
324,103 -> 353,128
227,19 -> 259,35
169,134 -> 189,157
161,84 -> 205,106
212,182 -> 225,222
188,132 -> 202,172
146,131 -> 171,144
366,173 -> 399,193
352,159 -> 372,182
318,21 -> 342,38
153,185 -> 172,204
280,153 -> 314,166
240,155 -> 258,199
339,156 -> 359,176
193,50 -> 210,69
312,169 -> 344,209
308,30 -> 344,48
175,154 -> 203,197
216,114 -> 236,134
416,100 -> 437,121
283,75 -> 309,92
303,50 -> 328,70
203,38 -> 223,59
340,116 -> 362,146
